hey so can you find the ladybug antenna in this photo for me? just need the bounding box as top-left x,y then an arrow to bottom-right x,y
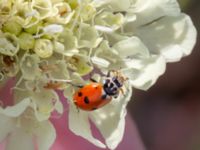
46,78 -> 73,83
45,78 -> 83,88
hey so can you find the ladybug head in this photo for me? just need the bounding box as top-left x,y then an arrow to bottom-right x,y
103,70 -> 127,97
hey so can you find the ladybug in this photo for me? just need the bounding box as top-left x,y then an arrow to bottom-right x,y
73,70 -> 127,111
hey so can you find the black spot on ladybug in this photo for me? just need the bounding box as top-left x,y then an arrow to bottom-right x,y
78,92 -> 82,97
84,96 -> 90,104
95,87 -> 98,89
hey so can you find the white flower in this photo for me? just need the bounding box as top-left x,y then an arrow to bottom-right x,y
75,23 -> 103,48
64,0 -> 196,150
47,2 -> 75,24
0,33 -> 19,56
57,28 -> 78,56
20,54 -> 41,80
0,99 -> 56,150
34,39 -> 54,58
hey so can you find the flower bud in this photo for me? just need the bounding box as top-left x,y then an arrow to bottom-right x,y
25,22 -> 43,34
2,21 -> 22,36
18,32 -> 35,50
34,39 -> 53,58
68,0 -> 79,9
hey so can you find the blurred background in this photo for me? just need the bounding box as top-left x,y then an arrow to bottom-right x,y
129,0 -> 200,150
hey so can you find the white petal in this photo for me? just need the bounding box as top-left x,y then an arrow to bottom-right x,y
68,104 -> 106,148
34,121 -> 56,150
93,0 -> 131,11
108,0 -> 131,11
31,102 -> 50,121
31,90 -> 59,121
6,129 -> 34,150
63,85 -> 74,103
95,25 -> 114,33
122,55 -> 166,90
125,13 -> 137,23
134,14 -> 197,62
76,23 -> 102,48
25,10 -> 37,17
0,98 -> 30,117
126,0 -> 180,28
43,24 -> 63,34
89,84 -> 132,149
92,0 -> 108,7
113,36 -> 149,58
71,72 -> 86,85
91,56 -> 110,68
0,115 -> 13,142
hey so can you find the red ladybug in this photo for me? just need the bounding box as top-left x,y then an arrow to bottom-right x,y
73,70 -> 127,111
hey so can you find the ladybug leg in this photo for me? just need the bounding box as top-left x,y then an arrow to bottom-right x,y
90,78 -> 98,83
74,101 -> 80,113
88,72 -> 98,83
76,85 -> 84,88
101,93 -> 108,100
106,70 -> 112,77
76,106 -> 80,113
